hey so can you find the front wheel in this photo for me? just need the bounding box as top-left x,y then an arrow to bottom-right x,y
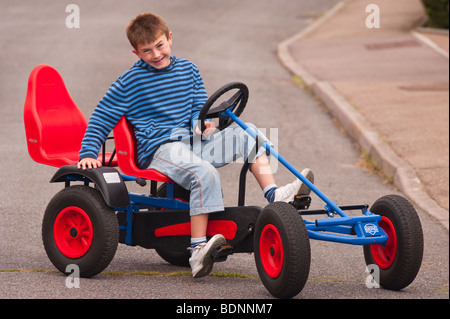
254,202 -> 311,299
363,195 -> 423,290
42,185 -> 119,277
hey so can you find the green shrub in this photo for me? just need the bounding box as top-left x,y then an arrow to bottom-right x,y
421,0 -> 449,29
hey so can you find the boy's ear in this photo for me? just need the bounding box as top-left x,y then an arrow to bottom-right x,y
132,48 -> 140,58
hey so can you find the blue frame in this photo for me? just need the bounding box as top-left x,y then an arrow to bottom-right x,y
65,108 -> 389,247
118,175 -> 190,245
223,109 -> 388,246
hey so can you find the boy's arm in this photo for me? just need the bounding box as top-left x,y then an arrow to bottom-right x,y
190,64 -> 209,133
78,80 -> 128,169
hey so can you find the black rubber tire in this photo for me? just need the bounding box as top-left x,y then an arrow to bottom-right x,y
42,185 -> 119,278
154,183 -> 191,267
254,202 -> 311,299
363,194 -> 423,290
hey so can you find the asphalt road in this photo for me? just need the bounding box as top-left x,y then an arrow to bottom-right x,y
0,0 -> 448,302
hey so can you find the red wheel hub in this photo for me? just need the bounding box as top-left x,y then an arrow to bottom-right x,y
53,206 -> 93,258
260,224 -> 284,278
370,216 -> 397,269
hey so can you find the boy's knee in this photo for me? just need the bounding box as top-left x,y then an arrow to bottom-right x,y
191,162 -> 221,188
201,163 -> 221,183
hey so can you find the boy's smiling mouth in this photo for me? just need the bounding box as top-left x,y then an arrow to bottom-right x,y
153,57 -> 165,64
151,56 -> 168,68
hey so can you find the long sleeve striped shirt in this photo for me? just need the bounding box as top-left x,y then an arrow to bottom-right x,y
79,56 -> 208,168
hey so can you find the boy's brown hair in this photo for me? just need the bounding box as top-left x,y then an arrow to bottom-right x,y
126,13 -> 170,49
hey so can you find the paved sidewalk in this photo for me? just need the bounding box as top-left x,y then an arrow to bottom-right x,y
279,0 -> 449,229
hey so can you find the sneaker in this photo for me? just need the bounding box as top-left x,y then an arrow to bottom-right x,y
298,168 -> 314,196
274,168 -> 314,202
189,234 -> 226,278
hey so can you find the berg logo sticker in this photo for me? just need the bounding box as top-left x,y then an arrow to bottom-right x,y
364,223 -> 379,236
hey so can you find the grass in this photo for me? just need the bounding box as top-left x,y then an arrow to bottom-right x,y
103,270 -> 258,279
4,268 -> 448,295
291,74 -> 307,89
0,269 -> 59,274
358,149 -> 381,175
357,149 -> 393,184
0,268 -> 257,279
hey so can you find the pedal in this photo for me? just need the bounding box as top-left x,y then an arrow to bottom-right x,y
210,243 -> 233,262
291,195 -> 311,210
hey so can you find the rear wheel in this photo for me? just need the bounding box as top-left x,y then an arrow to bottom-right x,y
155,183 -> 191,267
254,202 -> 311,299
42,185 -> 119,277
363,195 -> 423,290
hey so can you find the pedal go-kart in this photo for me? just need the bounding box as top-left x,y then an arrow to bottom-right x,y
24,65 -> 424,298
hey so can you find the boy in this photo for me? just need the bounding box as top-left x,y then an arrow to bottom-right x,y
77,12 -> 314,278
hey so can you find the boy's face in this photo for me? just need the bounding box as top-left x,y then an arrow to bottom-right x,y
132,32 -> 173,69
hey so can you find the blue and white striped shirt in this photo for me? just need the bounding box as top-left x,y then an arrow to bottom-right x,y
79,56 -> 208,168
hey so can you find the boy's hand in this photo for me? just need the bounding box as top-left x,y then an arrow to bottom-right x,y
77,157 -> 102,170
196,121 -> 216,138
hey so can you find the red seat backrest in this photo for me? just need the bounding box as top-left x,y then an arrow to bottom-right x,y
24,65 -> 88,167
24,65 -> 117,168
113,117 -> 173,182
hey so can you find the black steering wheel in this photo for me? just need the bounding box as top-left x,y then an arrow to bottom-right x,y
197,82 -> 249,134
